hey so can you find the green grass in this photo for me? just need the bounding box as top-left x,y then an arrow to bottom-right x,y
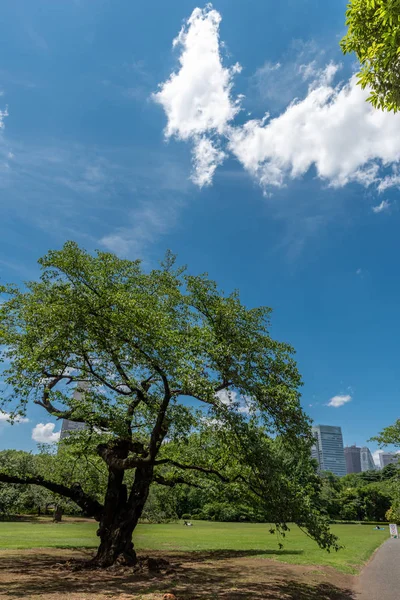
0,520 -> 388,573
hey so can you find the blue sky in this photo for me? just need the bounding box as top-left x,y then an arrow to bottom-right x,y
1,0 -> 400,463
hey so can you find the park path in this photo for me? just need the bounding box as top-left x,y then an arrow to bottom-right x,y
357,538 -> 400,599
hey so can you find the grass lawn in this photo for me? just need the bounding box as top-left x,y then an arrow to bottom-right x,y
0,519 -> 388,573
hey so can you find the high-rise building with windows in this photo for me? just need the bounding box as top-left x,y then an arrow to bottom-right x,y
311,425 -> 347,477
344,445 -> 361,474
379,452 -> 399,469
59,382 -> 87,441
360,447 -> 376,472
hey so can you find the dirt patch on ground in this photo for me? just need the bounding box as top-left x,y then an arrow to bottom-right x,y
0,548 -> 356,599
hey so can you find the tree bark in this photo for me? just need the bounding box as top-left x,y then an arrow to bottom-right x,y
92,465 -> 153,567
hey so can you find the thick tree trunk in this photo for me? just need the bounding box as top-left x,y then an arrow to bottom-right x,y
92,465 -> 153,568
94,517 -> 137,567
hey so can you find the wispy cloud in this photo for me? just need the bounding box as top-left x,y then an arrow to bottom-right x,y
372,199 -> 391,214
100,194 -> 184,258
32,422 -> 60,443
0,140 -> 191,260
249,40 -> 329,113
327,394 -> 352,408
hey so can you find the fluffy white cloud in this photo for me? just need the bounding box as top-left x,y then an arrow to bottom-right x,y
229,68 -> 400,191
155,5 -> 400,193
372,199 -> 391,214
153,5 -> 241,139
327,394 -> 352,408
153,4 -> 241,186
32,422 -> 60,443
0,411 -> 29,424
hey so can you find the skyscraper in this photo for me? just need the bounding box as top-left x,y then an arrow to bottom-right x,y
311,425 -> 347,477
379,452 -> 399,469
360,447 -> 376,472
344,445 -> 361,474
59,382 -> 87,441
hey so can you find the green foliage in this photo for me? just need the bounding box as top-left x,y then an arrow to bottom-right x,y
141,486 -> 178,523
317,469 -> 393,522
341,0 -> 400,112
386,506 -> 400,524
0,448 -> 106,516
0,242 -> 338,553
372,419 -> 400,447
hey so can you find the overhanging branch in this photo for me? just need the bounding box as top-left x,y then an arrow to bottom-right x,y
154,459 -> 230,482
153,474 -> 203,488
0,473 -> 104,519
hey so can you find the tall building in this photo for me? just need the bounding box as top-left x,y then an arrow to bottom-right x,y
360,447 -> 376,472
59,382 -> 87,441
379,452 -> 399,469
344,445 -> 361,474
312,425 -> 347,477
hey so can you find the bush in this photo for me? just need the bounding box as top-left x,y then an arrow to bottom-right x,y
181,513 -> 192,520
386,507 -> 400,524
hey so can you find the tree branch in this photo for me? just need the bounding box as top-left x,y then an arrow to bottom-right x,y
0,473 -> 103,519
35,374 -> 110,429
96,443 -> 150,470
154,459 -> 230,483
153,474 -> 203,489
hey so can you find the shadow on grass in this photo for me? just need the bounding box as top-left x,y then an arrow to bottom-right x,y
170,548 -> 305,560
0,550 -> 356,599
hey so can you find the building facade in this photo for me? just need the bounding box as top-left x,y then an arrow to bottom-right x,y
379,452 -> 399,469
311,425 -> 347,477
59,382 -> 87,441
360,447 -> 376,472
60,418 -> 86,440
344,445 -> 361,474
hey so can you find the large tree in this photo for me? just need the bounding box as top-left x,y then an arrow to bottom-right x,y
0,242 -> 337,566
341,0 -> 400,112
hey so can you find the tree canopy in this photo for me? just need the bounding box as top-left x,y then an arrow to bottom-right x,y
340,0 -> 400,112
0,242 -> 337,566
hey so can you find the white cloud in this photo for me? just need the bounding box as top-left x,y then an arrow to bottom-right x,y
228,68 -> 400,192
191,136 -> 225,187
0,412 -> 29,424
377,166 -> 400,192
372,199 -> 391,214
153,4 -> 241,185
327,394 -> 352,408
32,422 -> 60,443
0,107 -> 8,130
153,5 -> 241,139
155,6 -> 400,193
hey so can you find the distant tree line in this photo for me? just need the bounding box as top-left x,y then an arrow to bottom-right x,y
2,447 -> 400,525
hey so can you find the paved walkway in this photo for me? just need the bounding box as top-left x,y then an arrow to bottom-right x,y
357,538 -> 400,599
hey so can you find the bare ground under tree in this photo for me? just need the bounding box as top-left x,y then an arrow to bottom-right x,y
0,549 -> 356,600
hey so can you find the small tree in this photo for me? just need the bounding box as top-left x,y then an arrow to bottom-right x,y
340,0 -> 400,112
0,242 -> 337,567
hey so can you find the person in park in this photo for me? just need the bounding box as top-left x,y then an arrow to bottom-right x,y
0,242 -> 338,567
